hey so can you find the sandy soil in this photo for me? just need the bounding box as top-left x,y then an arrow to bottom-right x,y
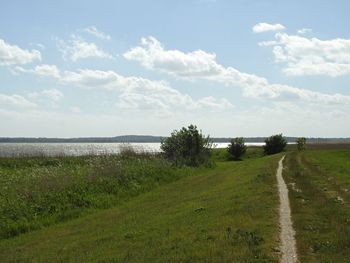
276,156 -> 298,263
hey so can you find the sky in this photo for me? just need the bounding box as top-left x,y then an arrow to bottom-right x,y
1,0 -> 350,138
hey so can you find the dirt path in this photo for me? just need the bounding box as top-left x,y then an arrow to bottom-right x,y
276,156 -> 298,263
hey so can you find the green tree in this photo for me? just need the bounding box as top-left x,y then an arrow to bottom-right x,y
161,124 -> 213,166
227,137 -> 247,160
296,137 -> 306,151
263,134 -> 287,155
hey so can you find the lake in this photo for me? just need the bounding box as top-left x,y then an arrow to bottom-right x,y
0,142 -> 265,157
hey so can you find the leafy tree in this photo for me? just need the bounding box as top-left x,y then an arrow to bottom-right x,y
227,137 -> 247,160
263,134 -> 287,155
161,125 -> 213,166
296,137 -> 306,151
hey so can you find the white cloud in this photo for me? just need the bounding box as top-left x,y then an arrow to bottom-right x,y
0,38 -> 41,66
15,64 -> 60,78
57,35 -> 113,61
0,93 -> 37,109
124,36 -> 222,78
252,23 -> 285,33
83,26 -> 111,40
61,69 -> 124,90
61,68 -> 232,112
34,64 -> 60,78
297,28 -> 312,35
124,36 -> 350,105
261,32 -> 350,77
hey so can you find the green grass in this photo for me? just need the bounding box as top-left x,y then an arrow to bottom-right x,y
0,153 -> 195,239
0,150 -> 282,262
284,147 -> 350,262
211,146 -> 264,162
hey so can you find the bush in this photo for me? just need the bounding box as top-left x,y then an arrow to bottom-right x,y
227,137 -> 247,160
296,137 -> 306,151
263,134 -> 287,155
161,124 -> 213,166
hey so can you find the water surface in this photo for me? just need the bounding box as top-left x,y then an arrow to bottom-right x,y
0,142 -> 265,157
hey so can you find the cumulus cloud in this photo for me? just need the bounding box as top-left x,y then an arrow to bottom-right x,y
124,36 -> 350,105
0,38 -> 41,66
14,64 -> 60,78
57,35 -> 113,61
83,26 -> 111,40
261,32 -> 350,77
124,37 -> 222,78
34,64 -> 60,78
0,93 -> 37,109
252,23 -> 285,33
61,69 -> 124,90
61,68 -> 232,112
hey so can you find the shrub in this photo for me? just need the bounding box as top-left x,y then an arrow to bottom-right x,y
227,137 -> 247,160
161,124 -> 213,166
296,137 -> 306,151
263,134 -> 287,155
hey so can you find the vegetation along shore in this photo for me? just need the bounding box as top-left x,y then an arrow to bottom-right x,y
0,125 -> 349,262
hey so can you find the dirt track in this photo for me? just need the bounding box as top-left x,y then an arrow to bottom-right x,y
276,156 -> 298,263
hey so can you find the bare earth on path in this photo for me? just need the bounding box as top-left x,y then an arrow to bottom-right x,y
276,156 -> 298,263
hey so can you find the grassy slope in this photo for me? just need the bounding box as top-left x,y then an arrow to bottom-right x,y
0,153 -> 282,263
284,148 -> 350,263
0,154 -> 194,239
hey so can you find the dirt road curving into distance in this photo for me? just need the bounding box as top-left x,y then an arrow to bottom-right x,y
276,156 -> 298,263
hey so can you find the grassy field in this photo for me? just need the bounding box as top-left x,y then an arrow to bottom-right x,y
0,148 -> 282,262
2,144 -> 349,262
284,145 -> 350,262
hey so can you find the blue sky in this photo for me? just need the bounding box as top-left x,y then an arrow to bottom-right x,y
1,0 -> 350,137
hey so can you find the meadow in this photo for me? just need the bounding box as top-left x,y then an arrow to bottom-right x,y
0,144 -> 349,262
0,147 -> 283,262
284,144 -> 350,262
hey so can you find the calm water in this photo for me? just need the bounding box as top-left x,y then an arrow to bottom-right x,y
0,142 -> 265,157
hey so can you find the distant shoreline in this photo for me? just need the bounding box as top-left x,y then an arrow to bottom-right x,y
1,135 -> 349,144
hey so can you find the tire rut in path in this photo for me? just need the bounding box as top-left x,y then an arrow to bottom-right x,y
276,156 -> 298,263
